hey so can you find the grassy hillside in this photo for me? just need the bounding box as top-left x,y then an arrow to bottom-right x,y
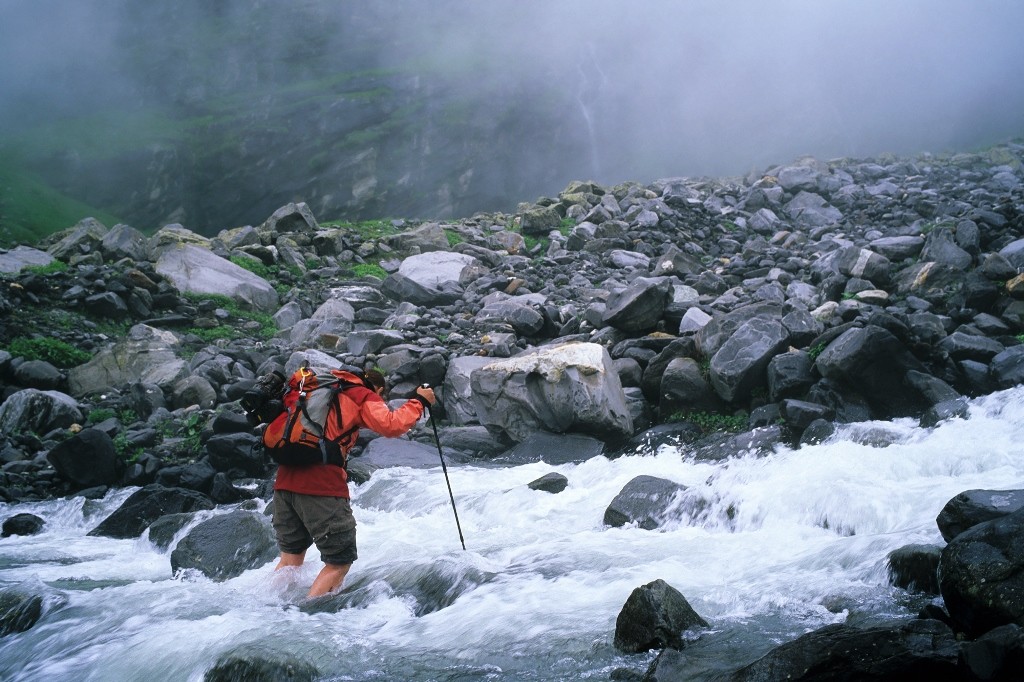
0,156 -> 122,247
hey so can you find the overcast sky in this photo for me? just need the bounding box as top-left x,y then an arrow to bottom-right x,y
1,0 -> 1023,184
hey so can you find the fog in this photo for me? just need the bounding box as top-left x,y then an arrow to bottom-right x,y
2,0 -> 1023,218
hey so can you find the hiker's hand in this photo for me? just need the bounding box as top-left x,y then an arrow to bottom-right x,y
415,385 -> 436,405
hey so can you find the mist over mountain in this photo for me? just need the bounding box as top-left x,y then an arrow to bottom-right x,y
1,0 -> 1023,239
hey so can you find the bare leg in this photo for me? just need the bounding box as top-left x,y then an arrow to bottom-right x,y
276,551 -> 305,569
308,563 -> 351,597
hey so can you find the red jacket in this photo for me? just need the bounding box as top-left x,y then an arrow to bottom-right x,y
273,381 -> 426,498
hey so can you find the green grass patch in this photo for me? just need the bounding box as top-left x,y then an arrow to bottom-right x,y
322,218 -> 403,241
0,158 -> 122,247
668,410 -> 749,434
7,336 -> 92,368
24,260 -> 69,275
351,263 -> 387,279
444,228 -> 464,248
181,292 -> 278,340
229,255 -> 273,279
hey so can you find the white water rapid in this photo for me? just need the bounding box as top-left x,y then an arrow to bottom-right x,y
2,386 -> 1023,681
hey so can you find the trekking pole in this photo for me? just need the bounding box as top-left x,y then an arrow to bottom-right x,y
423,384 -> 466,551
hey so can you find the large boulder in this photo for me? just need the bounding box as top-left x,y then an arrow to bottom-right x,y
604,475 -> 687,530
602,277 -> 673,333
938,507 -> 1024,638
46,217 -> 109,261
614,579 -> 708,654
170,510 -> 277,581
474,300 -> 545,337
442,355 -> 493,425
469,342 -> 633,443
709,317 -> 790,403
88,484 -> 215,539
0,389 -> 82,434
155,244 -> 279,313
814,325 -> 930,418
0,246 -> 54,274
496,431 -> 605,465
288,297 -> 356,347
46,428 -> 122,488
258,201 -> 319,234
725,619 -> 959,681
936,489 -> 1024,542
68,324 -> 188,396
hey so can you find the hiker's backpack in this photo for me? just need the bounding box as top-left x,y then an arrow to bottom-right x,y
261,366 -> 368,467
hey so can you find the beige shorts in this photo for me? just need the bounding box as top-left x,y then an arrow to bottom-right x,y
272,490 -> 358,565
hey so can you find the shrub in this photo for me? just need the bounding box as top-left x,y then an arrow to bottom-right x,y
668,410 -> 749,434
8,336 -> 91,367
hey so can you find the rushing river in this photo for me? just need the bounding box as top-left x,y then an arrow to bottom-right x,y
2,387 -> 1023,681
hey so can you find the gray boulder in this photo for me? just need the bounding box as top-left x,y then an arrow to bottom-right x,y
604,475 -> 686,530
938,507 -> 1024,637
155,244 -> 279,313
388,221 -> 450,252
470,342 -> 633,443
259,201 -> 319,234
0,246 -> 54,274
170,511 -> 278,581
288,296 -> 356,347
2,513 -> 45,538
496,431 -> 605,465
709,317 -> 790,403
474,300 -> 545,336
726,619 -> 958,681
528,473 -> 569,494
68,324 -> 189,396
88,484 -> 215,538
886,544 -> 941,594
814,325 -> 929,418
100,223 -> 150,262
613,578 -> 708,653
784,191 -> 842,227
442,356 -> 493,425
990,346 -> 1024,389
47,217 -> 109,261
46,428 -> 122,488
0,388 -> 82,434
602,277 -> 672,333
13,359 -> 62,391
936,489 -> 1024,543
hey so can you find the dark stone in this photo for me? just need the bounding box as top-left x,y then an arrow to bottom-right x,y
936,489 -> 1024,543
938,507 -> 1024,637
147,512 -> 197,550
613,578 -> 708,653
1,512 -> 45,537
604,475 -> 687,530
88,484 -> 214,538
958,624 -> 1024,682
0,588 -> 43,637
528,472 -> 569,494
497,431 -> 605,465
727,619 -> 959,681
170,510 -> 278,581
887,544 -> 941,594
46,428 -> 123,488
204,645 -> 320,682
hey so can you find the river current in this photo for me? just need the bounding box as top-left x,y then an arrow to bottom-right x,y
2,386 -> 1023,681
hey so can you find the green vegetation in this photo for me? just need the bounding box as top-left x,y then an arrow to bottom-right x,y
181,292 -> 278,341
229,255 -> 272,279
1017,333 -> 1024,344
351,263 -> 388,279
7,336 -> 92,368
324,218 -> 402,241
668,410 -> 749,434
444,228 -> 464,248
0,157 -> 122,247
808,342 -> 827,360
113,432 -> 144,464
24,261 -> 69,276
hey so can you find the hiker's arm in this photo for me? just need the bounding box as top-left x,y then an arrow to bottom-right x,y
360,398 -> 425,437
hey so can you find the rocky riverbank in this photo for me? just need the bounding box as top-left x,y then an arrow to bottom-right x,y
2,142 -> 1024,679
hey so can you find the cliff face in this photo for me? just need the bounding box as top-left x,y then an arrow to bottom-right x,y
9,1 -> 592,236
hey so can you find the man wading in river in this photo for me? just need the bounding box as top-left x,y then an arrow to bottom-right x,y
269,369 -> 435,597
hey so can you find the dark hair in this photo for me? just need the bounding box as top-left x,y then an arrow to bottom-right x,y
363,369 -> 386,392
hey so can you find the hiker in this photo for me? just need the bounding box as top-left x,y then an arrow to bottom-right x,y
271,368 -> 435,597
